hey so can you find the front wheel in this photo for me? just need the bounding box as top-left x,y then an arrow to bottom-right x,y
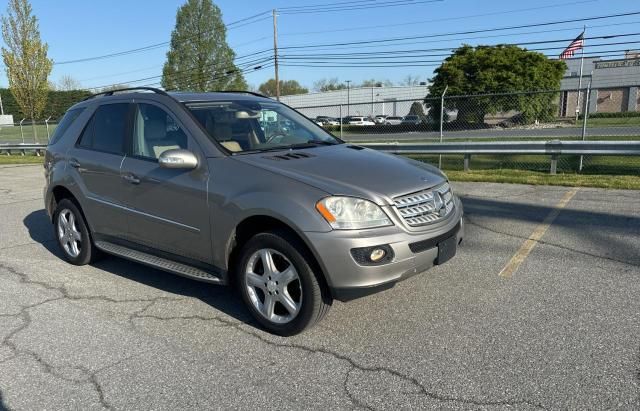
237,230 -> 332,336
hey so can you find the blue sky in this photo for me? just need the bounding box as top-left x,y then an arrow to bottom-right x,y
0,0 -> 638,90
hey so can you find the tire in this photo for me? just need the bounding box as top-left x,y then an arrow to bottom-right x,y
237,230 -> 332,336
53,198 -> 99,265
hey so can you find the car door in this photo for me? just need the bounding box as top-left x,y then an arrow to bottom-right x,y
119,101 -> 212,265
66,102 -> 132,238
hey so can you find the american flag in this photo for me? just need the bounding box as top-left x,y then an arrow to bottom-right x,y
559,32 -> 585,60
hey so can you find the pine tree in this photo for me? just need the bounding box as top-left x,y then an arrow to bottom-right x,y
162,0 -> 247,91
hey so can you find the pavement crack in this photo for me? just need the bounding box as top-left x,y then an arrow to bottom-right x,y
163,314 -> 548,409
0,261 -> 185,306
73,366 -> 115,411
131,313 -> 233,326
343,367 -> 374,410
0,261 -> 185,410
464,215 -> 640,269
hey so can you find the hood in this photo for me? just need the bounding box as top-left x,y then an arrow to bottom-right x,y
230,144 -> 446,205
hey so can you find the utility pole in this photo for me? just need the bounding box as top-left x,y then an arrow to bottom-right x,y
272,9 -> 280,101
345,80 -> 351,116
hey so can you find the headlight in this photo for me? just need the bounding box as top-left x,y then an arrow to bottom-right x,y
316,196 -> 392,229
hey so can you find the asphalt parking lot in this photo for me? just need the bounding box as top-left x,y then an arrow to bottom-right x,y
1,164 -> 639,410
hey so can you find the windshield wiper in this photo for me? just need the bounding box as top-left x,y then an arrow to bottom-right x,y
288,140 -> 339,149
231,140 -> 339,155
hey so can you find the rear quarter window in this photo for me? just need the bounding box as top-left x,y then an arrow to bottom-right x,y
78,103 -> 130,155
48,107 -> 85,145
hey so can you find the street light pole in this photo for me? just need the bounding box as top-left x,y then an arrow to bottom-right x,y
345,80 -> 351,116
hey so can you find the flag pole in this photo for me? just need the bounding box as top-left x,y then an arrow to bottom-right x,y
575,25 -> 586,122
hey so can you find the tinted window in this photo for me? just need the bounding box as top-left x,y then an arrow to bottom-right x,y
78,103 -> 129,154
132,103 -> 188,160
49,108 -> 85,145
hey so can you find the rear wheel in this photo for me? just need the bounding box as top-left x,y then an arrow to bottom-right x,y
237,230 -> 332,336
53,199 -> 99,265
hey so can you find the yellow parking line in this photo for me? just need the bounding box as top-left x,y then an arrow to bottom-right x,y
498,187 -> 579,278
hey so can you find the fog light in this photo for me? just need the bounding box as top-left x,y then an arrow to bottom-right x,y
350,244 -> 394,266
370,248 -> 386,262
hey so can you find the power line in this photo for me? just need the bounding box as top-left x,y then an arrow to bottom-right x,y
278,0 -> 377,11
88,57 -> 273,91
85,50 -> 273,90
278,20 -> 640,53
278,33 -> 640,60
279,0 -> 443,15
279,10 -> 640,49
224,15 -> 272,30
226,10 -> 271,27
140,63 -> 274,90
278,41 -> 640,68
53,11 -> 272,66
279,0 -> 598,36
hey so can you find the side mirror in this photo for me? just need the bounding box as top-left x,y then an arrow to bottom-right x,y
158,149 -> 198,170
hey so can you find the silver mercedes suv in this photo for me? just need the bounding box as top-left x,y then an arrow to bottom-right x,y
44,88 -> 463,335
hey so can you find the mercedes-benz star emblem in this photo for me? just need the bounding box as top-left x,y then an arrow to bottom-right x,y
433,192 -> 446,217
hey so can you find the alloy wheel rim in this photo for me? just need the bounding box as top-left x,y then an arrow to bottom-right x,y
57,209 -> 82,258
245,248 -> 302,324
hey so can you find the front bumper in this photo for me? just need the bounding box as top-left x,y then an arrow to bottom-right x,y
305,196 -> 464,301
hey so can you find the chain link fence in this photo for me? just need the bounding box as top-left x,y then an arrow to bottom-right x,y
292,86 -> 640,175
2,87 -> 639,175
0,119 -> 58,145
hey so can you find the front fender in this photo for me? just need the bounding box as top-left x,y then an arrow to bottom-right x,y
210,189 -> 333,271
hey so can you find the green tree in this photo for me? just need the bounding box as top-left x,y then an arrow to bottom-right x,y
161,0 -> 246,91
426,45 -> 566,124
0,88 -> 92,120
259,79 -> 308,97
408,102 -> 429,124
313,78 -> 347,92
1,0 -> 53,139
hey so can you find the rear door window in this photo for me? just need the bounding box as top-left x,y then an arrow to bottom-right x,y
78,103 -> 130,154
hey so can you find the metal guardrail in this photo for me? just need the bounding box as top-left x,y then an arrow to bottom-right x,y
0,143 -> 47,155
2,140 -> 639,174
360,140 -> 640,174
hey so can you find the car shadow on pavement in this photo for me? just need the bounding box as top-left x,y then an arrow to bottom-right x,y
23,209 -> 255,327
460,195 -> 640,267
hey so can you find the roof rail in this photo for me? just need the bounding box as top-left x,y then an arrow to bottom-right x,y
214,90 -> 270,98
82,87 -> 170,101
168,90 -> 271,99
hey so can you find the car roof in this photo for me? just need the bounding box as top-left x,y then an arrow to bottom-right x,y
168,91 -> 272,103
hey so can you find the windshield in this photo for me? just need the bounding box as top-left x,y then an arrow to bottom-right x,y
186,100 -> 341,153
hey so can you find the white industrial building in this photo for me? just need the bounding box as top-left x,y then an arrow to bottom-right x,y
280,85 -> 430,119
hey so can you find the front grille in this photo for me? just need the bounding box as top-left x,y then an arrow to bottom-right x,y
393,182 -> 454,227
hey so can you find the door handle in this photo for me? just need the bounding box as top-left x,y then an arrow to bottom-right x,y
69,158 -> 81,168
122,174 -> 141,185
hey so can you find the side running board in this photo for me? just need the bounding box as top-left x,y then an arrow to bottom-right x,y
95,241 -> 223,285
